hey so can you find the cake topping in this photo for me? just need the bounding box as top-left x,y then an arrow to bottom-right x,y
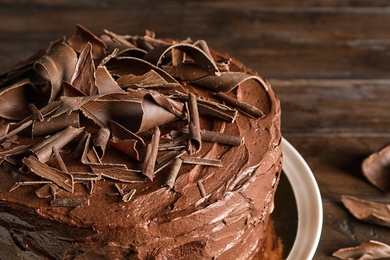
0,24 -> 271,207
362,143 -> 390,193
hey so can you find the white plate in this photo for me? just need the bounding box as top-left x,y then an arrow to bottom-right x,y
282,138 -> 323,260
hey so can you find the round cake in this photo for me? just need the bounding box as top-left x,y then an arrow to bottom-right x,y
0,25 -> 282,259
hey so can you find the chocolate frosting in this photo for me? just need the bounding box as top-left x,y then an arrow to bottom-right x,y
0,25 -> 282,259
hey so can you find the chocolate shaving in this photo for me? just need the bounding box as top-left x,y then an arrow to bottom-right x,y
194,40 -> 213,60
9,181 -> 52,192
71,172 -> 101,181
181,156 -> 222,167
197,181 -> 206,197
50,198 -> 90,207
164,158 -> 182,189
122,188 -> 136,202
31,126 -> 84,163
192,71 -> 269,92
35,183 -> 60,199
95,66 -> 124,95
27,103 -> 44,121
174,92 -> 237,122
0,144 -> 31,157
34,42 -> 77,102
32,111 -> 79,137
72,131 -> 89,159
90,163 -> 145,183
108,120 -> 145,161
162,63 -> 210,81
143,42 -> 220,76
196,98 -> 238,123
0,79 -> 38,120
179,128 -> 244,146
362,144 -> 390,193
147,90 -> 184,118
22,156 -> 74,193
68,24 -> 107,60
333,240 -> 390,260
53,146 -> 68,172
0,120 -> 32,142
105,56 -> 179,84
187,93 -> 202,154
102,29 -> 136,50
214,92 -> 265,119
93,127 -> 110,159
155,150 -> 186,174
142,126 -> 160,180
341,195 -> 390,228
117,70 -> 173,88
70,42 -> 98,96
81,91 -> 179,134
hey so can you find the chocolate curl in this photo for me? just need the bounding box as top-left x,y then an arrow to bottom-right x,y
117,48 -> 147,58
194,40 -> 213,60
333,240 -> 390,260
102,29 -> 136,51
9,181 -> 52,193
117,70 -> 179,89
70,42 -> 98,96
50,198 -> 90,207
179,128 -> 243,146
34,42 -> 78,102
214,92 -> 265,119
108,120 -> 145,161
28,103 -> 44,121
197,97 -> 238,123
31,111 -> 80,137
73,131 -> 90,159
22,155 -> 74,193
164,158 -> 182,189
105,57 -> 179,85
162,63 -> 210,81
0,79 -> 38,120
147,90 -> 184,118
35,183 -> 60,199
155,150 -> 186,174
95,66 -> 124,95
142,126 -> 160,181
197,180 -> 206,197
143,42 -> 220,76
80,133 -> 101,165
341,195 -> 390,228
187,93 -> 202,154
362,144 -> 390,193
53,146 -> 68,172
0,144 -> 31,158
122,189 -> 137,202
31,126 -> 84,163
192,72 -> 269,92
71,172 -> 101,181
81,92 -> 179,134
93,127 -> 110,159
90,163 -> 145,183
181,156 -> 223,167
0,120 -> 32,142
68,24 -> 107,60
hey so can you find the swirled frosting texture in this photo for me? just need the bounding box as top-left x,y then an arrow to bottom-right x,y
0,25 -> 282,259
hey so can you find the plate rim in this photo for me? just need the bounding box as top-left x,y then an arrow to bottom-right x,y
282,138 -> 323,260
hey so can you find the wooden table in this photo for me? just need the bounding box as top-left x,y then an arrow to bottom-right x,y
1,1 -> 390,259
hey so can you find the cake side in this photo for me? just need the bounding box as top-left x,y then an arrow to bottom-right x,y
0,25 -> 282,259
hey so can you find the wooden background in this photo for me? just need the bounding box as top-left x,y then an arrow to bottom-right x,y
2,1 -> 390,259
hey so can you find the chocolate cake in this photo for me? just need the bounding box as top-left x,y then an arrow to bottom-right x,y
0,25 -> 282,259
